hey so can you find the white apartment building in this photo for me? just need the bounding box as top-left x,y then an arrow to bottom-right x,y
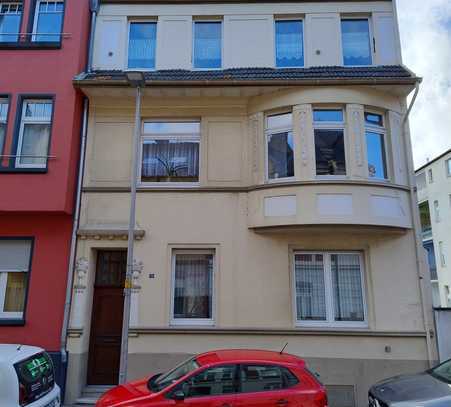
64,1 -> 437,406
416,148 -> 451,308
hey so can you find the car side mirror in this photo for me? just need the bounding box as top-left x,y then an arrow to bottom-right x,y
172,390 -> 186,401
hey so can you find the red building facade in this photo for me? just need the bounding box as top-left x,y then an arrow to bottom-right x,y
0,0 -> 90,388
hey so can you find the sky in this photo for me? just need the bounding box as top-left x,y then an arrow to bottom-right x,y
396,0 -> 451,168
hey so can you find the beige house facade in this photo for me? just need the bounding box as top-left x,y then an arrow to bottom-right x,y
65,1 -> 437,406
416,148 -> 451,308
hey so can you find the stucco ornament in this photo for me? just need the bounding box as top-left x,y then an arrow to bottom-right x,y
132,259 -> 144,290
74,257 -> 89,292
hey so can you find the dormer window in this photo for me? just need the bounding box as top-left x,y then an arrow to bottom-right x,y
0,2 -> 22,42
275,19 -> 304,67
193,21 -> 222,69
341,19 -> 372,66
128,21 -> 157,69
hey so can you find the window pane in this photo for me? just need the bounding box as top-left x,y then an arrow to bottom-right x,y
315,129 -> 346,175
35,1 -> 64,42
295,254 -> 326,321
423,241 -> 437,280
275,20 -> 303,67
19,123 -> 50,166
241,365 -> 284,393
4,272 -> 27,313
141,139 -> 199,182
313,110 -> 343,122
173,253 -> 213,319
25,101 -> 52,119
447,159 -> 451,176
183,365 -> 236,397
0,240 -> 32,272
0,3 -> 22,42
331,254 -> 364,322
419,202 -> 432,236
128,22 -> 156,69
194,22 -> 221,69
267,131 -> 294,180
341,19 -> 372,66
267,113 -> 292,130
143,122 -> 200,134
366,131 -> 387,179
365,112 -> 383,127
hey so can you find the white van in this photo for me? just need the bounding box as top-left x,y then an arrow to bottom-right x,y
0,344 -> 61,407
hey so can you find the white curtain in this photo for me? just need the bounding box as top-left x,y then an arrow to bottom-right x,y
20,123 -> 50,165
174,254 -> 213,319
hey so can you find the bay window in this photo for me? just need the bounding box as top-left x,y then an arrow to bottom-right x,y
341,19 -> 372,66
0,2 -> 22,42
275,20 -> 304,67
15,99 -> 53,168
365,112 -> 387,180
0,239 -> 32,320
266,112 -> 294,181
294,252 -> 366,327
314,109 -> 346,176
32,0 -> 64,42
0,99 -> 8,152
128,21 -> 156,69
141,121 -> 200,184
193,21 -> 222,69
171,250 -> 214,325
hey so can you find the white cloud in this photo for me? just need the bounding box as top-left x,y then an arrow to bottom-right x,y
397,0 -> 451,168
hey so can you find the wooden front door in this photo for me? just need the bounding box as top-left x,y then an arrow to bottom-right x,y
87,250 -> 127,385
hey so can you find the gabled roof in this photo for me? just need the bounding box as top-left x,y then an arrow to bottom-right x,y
415,147 -> 451,173
74,66 -> 419,87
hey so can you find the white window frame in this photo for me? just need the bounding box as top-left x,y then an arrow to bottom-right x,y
192,19 -> 223,70
434,200 -> 440,223
0,98 -> 8,151
265,111 -> 295,183
170,249 -> 216,326
446,159 -> 451,177
273,17 -> 305,69
292,251 -> 368,329
364,110 -> 388,181
439,242 -> 446,267
139,119 -> 201,188
31,0 -> 64,42
0,240 -> 31,320
15,99 -> 53,169
428,168 -> 433,184
0,2 -> 22,42
313,108 -> 347,179
340,16 -> 375,67
126,19 -> 157,71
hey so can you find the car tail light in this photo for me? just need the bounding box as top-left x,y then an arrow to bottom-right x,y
314,389 -> 328,407
19,383 -> 27,407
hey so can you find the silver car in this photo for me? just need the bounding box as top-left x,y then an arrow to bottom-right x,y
369,358 -> 451,406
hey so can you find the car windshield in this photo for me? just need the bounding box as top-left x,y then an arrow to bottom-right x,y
430,359 -> 451,384
149,357 -> 199,392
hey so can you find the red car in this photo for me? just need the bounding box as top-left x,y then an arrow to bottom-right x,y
96,349 -> 328,407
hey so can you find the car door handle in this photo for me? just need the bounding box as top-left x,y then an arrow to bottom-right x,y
276,400 -> 289,406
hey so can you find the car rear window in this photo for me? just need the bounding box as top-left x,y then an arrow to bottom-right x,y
14,352 -> 55,405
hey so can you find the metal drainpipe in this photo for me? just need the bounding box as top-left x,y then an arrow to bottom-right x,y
402,82 -> 435,367
59,97 -> 89,366
87,0 -> 99,72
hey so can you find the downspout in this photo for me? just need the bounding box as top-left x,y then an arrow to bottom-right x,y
402,82 -> 435,367
60,97 -> 89,366
87,0 -> 99,72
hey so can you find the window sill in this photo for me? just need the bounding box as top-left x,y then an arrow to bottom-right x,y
170,319 -> 215,327
0,41 -> 61,50
0,167 -> 48,173
0,319 -> 25,326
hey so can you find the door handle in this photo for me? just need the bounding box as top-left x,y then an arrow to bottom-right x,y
276,400 -> 289,406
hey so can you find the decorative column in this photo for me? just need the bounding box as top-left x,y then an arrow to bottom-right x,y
70,257 -> 89,329
387,111 -> 408,185
293,104 -> 314,180
129,259 -> 144,328
346,104 -> 366,179
249,112 -> 265,185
